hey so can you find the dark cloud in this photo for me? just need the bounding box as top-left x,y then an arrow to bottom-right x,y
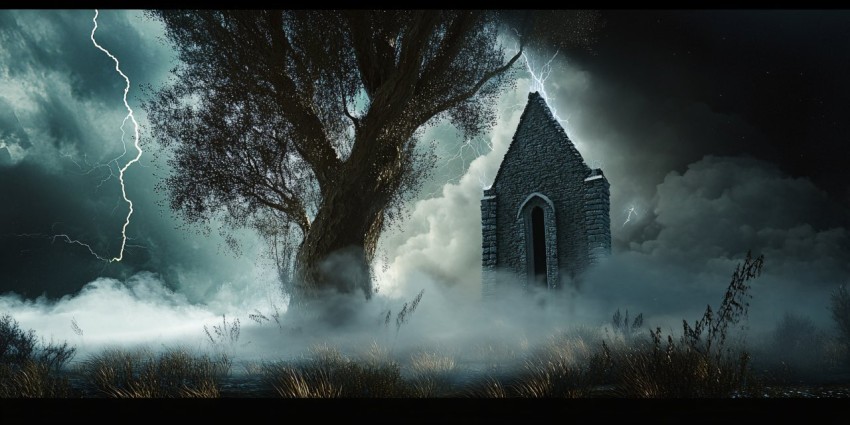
0,98 -> 31,147
0,148 -> 10,166
636,156 -> 848,259
0,97 -> 31,165
0,161 -> 132,298
0,10 -> 265,302
581,155 -> 850,333
565,10 -> 850,207
0,11 -> 159,102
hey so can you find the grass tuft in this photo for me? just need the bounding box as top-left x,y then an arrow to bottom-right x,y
263,344 -> 409,397
77,347 -> 230,398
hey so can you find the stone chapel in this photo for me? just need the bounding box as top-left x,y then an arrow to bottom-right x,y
481,92 -> 610,297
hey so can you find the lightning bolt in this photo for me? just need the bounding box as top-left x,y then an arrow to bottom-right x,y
424,136 -> 494,199
623,205 -> 638,227
84,9 -> 142,262
13,228 -> 144,274
521,50 -> 567,124
60,151 -> 120,190
38,9 -> 142,263
427,48 -> 575,197
514,45 -> 574,129
517,48 -> 615,185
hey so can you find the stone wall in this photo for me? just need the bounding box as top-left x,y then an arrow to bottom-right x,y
584,170 -> 612,265
480,189 -> 497,298
482,92 -> 610,296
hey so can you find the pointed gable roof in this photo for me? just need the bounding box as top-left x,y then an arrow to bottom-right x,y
490,91 -> 590,189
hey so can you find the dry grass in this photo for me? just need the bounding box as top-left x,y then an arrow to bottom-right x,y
599,252 -> 766,398
266,365 -> 342,398
76,347 -> 231,398
508,334 -> 609,398
360,341 -> 394,366
407,350 -> 459,397
457,330 -> 613,398
410,351 -> 456,375
607,334 -> 757,398
264,344 -> 409,397
465,376 -> 511,398
0,361 -> 75,397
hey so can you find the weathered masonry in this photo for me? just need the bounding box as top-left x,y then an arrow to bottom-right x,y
481,92 -> 610,297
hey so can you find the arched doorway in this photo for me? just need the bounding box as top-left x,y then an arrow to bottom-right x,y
531,206 -> 547,287
517,192 -> 559,290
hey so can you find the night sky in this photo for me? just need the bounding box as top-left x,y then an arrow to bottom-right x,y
0,10 -> 848,353
572,10 -> 850,205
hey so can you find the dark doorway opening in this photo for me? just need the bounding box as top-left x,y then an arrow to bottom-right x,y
531,206 -> 547,286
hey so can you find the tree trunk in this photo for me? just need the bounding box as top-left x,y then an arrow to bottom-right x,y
287,91 -> 416,323
289,168 -> 386,320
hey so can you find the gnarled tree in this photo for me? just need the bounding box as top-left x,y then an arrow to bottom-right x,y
143,10 -> 599,313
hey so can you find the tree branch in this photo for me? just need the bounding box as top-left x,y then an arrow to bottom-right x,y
416,12 -> 476,94
231,172 -> 310,234
266,10 -> 342,193
343,11 -> 385,100
341,87 -> 360,131
421,47 -> 523,123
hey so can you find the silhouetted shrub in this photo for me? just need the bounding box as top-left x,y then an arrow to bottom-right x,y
761,313 -> 830,381
830,284 -> 850,365
607,252 -> 765,397
0,313 -> 76,397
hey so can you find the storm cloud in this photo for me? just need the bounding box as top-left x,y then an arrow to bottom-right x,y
580,155 -> 849,333
0,10 -> 266,302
